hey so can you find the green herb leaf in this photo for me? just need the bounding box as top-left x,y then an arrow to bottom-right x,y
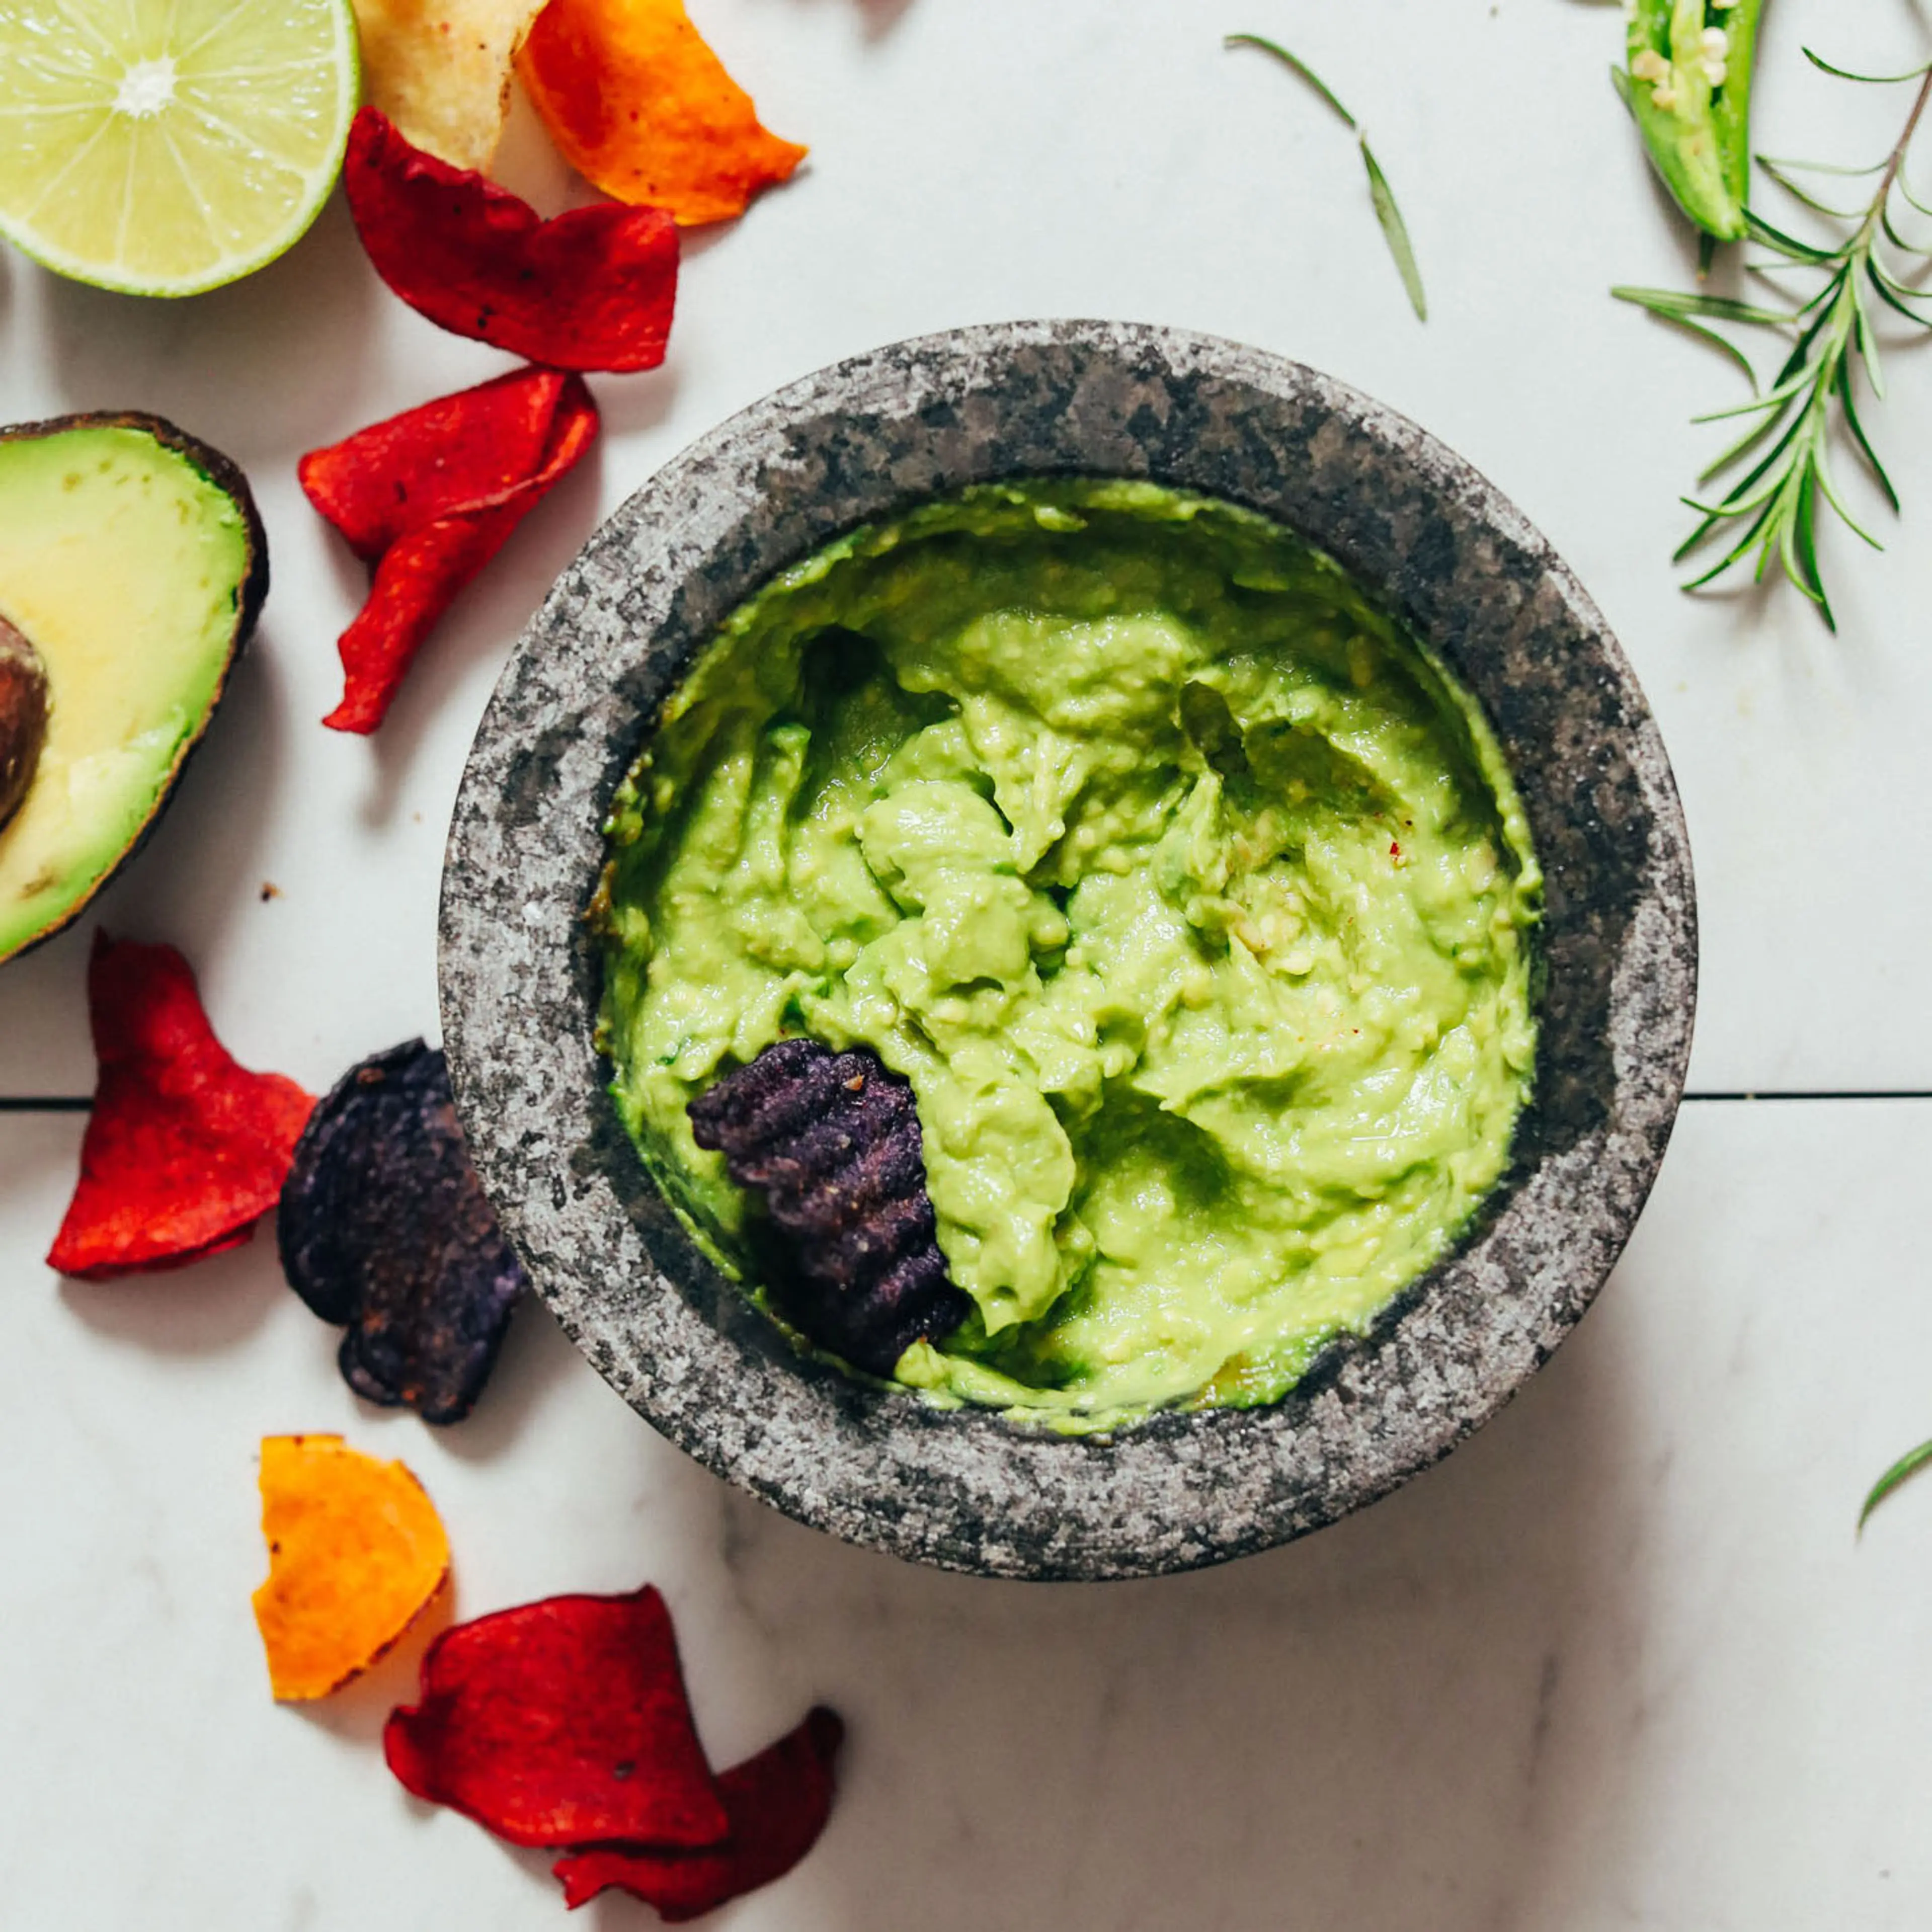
1612,285 -> 1791,327
1660,316 -> 1762,389
1757,155 -> 1867,220
1882,202 -> 1924,254
1757,153 -> 1889,179
1867,254 -> 1932,325
1224,33 -> 1356,129
1860,1437 -> 1932,1532
1613,288 -> 1767,388
1691,365 -> 1814,425
1359,138 -> 1426,322
1742,208 -> 1841,264
1227,33 -> 1425,324
1803,47 -> 1932,86
1835,357 -> 1901,509
1899,172 -> 1932,220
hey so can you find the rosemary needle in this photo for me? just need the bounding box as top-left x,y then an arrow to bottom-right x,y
1226,33 -> 1427,323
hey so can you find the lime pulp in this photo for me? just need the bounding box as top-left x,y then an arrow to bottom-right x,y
0,0 -> 360,297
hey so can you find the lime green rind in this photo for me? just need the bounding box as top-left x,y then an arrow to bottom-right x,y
0,0 -> 360,299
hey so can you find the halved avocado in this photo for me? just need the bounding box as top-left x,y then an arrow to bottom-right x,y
0,413 -> 267,965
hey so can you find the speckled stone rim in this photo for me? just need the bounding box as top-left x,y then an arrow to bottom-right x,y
440,320 -> 1697,1582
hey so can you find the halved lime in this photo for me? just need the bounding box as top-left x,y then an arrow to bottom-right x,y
0,0 -> 359,297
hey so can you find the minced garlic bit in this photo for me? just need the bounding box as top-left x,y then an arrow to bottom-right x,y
1632,48 -> 1669,83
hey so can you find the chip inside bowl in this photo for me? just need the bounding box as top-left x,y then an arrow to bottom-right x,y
687,1038 -> 969,1374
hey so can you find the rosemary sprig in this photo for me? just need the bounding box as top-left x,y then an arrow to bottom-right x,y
1226,33 -> 1426,322
1614,55 -> 1932,630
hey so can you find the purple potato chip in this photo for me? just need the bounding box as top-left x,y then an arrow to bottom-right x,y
688,1038 -> 969,1375
279,1039 -> 527,1423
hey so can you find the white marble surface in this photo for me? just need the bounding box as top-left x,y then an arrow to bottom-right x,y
6,0 -> 1932,1924
6,1100 -> 1932,1929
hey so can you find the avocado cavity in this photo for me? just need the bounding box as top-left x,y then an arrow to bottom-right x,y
0,614 -> 47,832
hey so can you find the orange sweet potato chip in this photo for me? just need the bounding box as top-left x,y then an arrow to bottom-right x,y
517,0 -> 807,224
252,1434 -> 451,1702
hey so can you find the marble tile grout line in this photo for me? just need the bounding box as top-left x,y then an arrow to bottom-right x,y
1687,1091 -> 1932,1102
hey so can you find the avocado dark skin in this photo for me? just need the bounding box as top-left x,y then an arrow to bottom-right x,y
0,614 -> 46,832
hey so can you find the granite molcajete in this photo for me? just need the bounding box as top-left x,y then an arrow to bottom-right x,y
439,321 -> 1697,1581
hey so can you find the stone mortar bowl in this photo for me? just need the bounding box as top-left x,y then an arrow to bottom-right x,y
440,319 -> 1697,1582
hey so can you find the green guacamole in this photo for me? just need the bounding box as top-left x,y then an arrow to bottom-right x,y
597,480 -> 1540,1432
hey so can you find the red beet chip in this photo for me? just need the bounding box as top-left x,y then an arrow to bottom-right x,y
554,1707 -> 845,1920
345,108 -> 679,373
46,934 -> 314,1280
300,366 -> 598,734
384,1585 -> 729,1851
298,367 -> 583,561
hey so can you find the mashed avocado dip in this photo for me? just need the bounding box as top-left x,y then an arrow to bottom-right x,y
597,480 -> 1540,1432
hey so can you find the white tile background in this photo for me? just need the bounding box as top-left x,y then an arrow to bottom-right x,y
5,1 -> 1932,1924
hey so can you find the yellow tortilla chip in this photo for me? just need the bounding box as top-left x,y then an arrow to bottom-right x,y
251,1434 -> 451,1702
353,0 -> 547,171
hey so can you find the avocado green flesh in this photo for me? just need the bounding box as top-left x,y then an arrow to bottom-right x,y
598,481 -> 1541,1432
0,426 -> 253,962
